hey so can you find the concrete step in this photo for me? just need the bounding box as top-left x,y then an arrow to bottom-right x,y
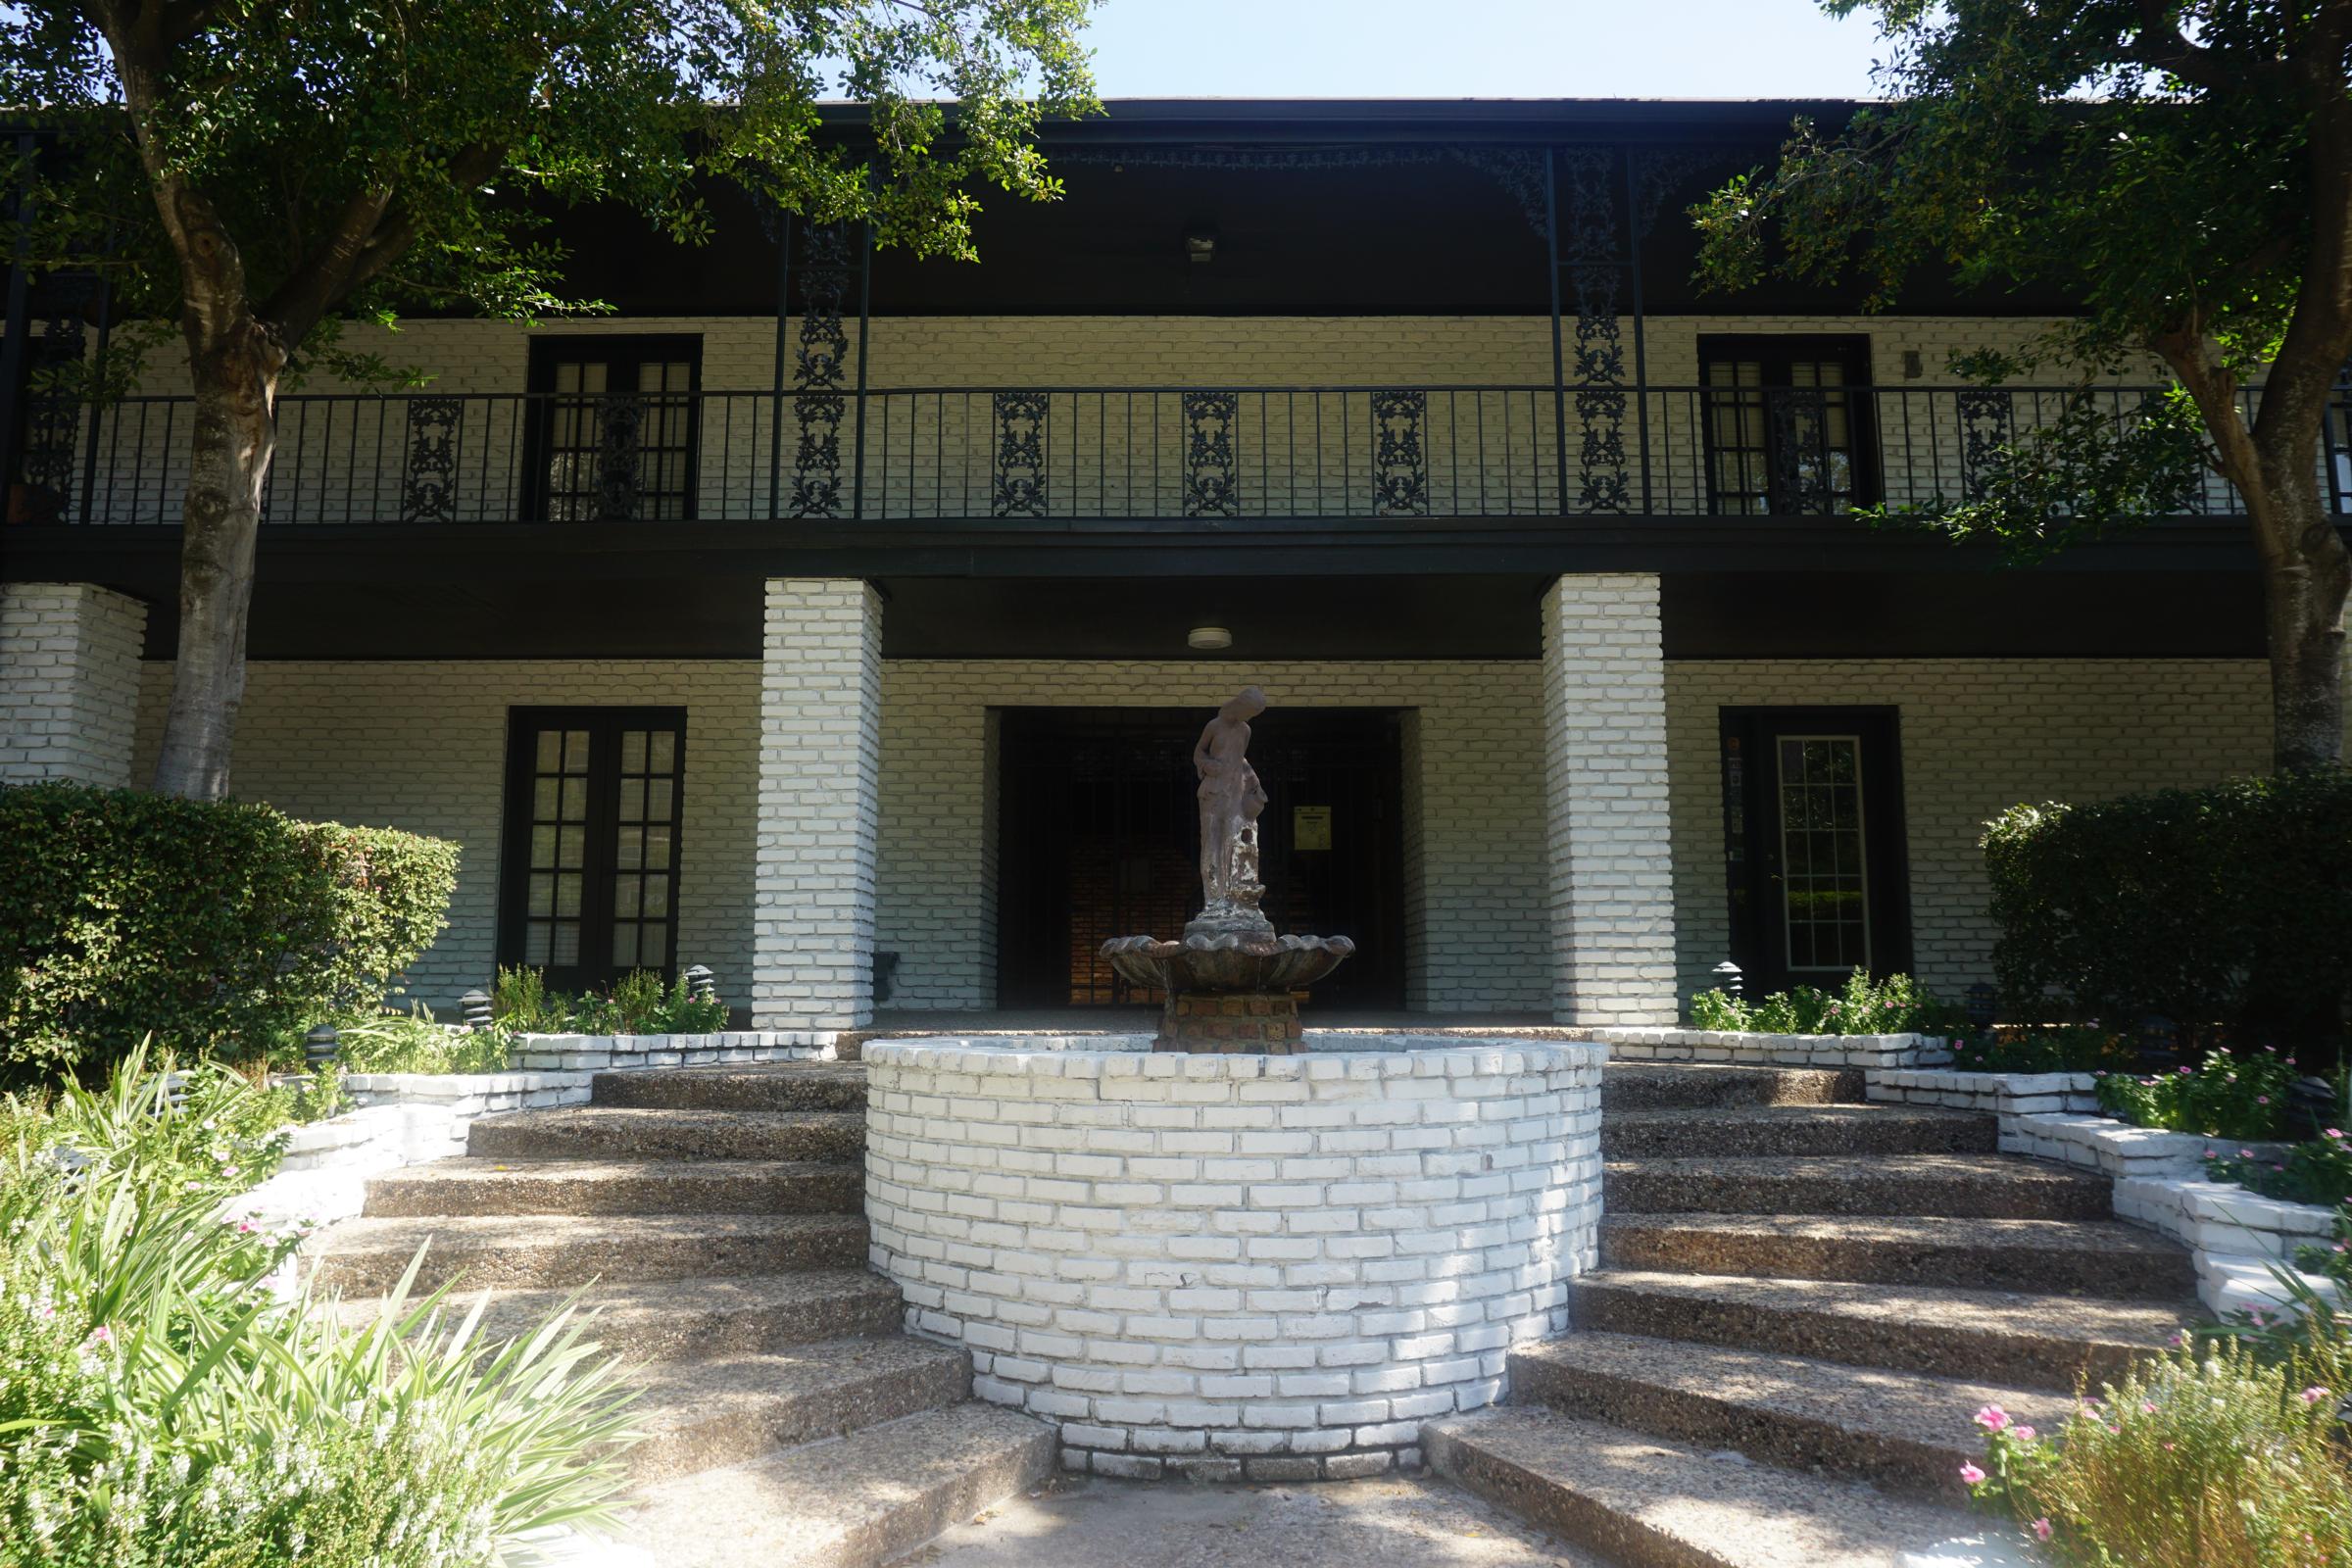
592,1062 -> 868,1113
1601,1211 -> 2196,1299
1600,1063 -> 1862,1111
1506,1332 -> 2071,1505
621,1337 -> 970,1484
1425,1404 -> 2011,1568
1603,1153 -> 2114,1220
1572,1269 -> 2194,1391
466,1107 -> 864,1164
364,1157 -> 862,1218
1602,1106 -> 1996,1159
618,1400 -> 1056,1568
332,1269 -> 908,1361
308,1211 -> 868,1296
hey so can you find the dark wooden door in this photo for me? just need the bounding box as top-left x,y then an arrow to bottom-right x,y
1720,706 -> 1912,997
996,707 -> 1406,1010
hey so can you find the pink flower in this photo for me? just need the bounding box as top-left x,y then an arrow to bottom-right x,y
1959,1462 -> 1986,1487
2328,1129 -> 2345,1140
2033,1519 -> 2054,1542
2257,1096 -> 2270,1105
2168,1331 -> 2186,1348
2179,1065 -> 2192,1075
2013,1426 -> 2036,1442
85,1325 -> 111,1346
2241,1150 -> 2256,1158
2302,1387 -> 2330,1405
1974,1405 -> 2010,1433
2141,1401 -> 2158,1414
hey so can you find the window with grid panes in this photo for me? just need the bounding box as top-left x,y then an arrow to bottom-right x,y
498,708 -> 686,991
1698,335 -> 1878,515
524,335 -> 701,522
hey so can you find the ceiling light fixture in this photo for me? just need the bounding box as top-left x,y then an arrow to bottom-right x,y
1187,625 -> 1233,651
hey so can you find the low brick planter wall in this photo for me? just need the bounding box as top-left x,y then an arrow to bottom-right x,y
505,1029 -> 833,1071
863,1032 -> 1606,1481
1579,1026 -> 1951,1070
1866,1069 -> 2100,1118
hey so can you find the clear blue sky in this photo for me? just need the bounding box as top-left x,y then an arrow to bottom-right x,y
1078,0 -> 1888,100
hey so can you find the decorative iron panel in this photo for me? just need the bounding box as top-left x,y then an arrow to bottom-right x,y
1369,390 -> 1429,516
1767,389 -> 1835,514
593,394 -> 645,520
992,390 -> 1050,517
17,306 -> 87,522
789,223 -> 851,518
1558,148 -> 1629,514
1957,389 -> 2013,503
1181,391 -> 1241,518
398,398 -> 461,523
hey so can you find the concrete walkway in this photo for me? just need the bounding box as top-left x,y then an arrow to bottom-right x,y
901,1474 -> 1610,1567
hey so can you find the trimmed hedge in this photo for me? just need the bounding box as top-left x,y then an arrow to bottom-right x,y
0,782 -> 458,1071
1982,767 -> 2352,1053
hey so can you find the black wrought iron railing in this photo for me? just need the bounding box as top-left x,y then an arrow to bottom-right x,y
18,382 -> 2349,527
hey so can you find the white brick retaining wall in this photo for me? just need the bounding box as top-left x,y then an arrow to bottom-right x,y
1590,1027 -> 1951,1070
862,1032 -> 1606,1480
506,1030 -> 835,1071
1867,1069 -> 2099,1117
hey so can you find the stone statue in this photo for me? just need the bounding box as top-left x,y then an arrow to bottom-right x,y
1191,686 -> 1270,936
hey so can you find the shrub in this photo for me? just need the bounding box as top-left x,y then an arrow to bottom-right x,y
1982,769 -> 2352,1059
0,783 -> 459,1074
492,964 -> 728,1037
1687,969 -> 1969,1037
0,1056 -> 636,1568
2205,1130 -> 2352,1210
1948,1023 -> 2133,1075
1966,1340 -> 2352,1567
2094,1046 -> 2300,1141
333,1004 -> 508,1076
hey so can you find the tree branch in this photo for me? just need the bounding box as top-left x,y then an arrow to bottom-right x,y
2251,3 -> 2352,459
2126,0 -> 2285,92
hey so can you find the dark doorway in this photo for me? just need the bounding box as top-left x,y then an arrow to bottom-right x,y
996,707 -> 1407,1010
1719,706 -> 1912,997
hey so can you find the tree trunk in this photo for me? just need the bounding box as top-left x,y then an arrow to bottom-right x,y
2255,473 -> 2352,775
149,330 -> 281,799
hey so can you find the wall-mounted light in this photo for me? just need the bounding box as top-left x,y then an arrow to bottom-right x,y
1187,625 -> 1233,651
1184,230 -> 1217,265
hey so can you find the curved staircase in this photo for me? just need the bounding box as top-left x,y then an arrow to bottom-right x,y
311,1061 -> 1053,1568
1427,1062 -> 2202,1568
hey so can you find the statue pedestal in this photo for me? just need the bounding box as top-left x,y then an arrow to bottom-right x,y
1158,991 -> 1303,1054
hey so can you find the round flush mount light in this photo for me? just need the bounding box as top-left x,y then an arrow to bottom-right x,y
1187,625 -> 1233,652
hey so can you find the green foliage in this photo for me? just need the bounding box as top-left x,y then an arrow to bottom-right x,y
331,1004 -> 508,1077
1982,770 -> 2352,1055
2094,1047 -> 2301,1141
0,784 -> 459,1075
2205,1127 -> 2352,1211
6,0 -> 1100,365
1948,1024 -> 2135,1076
2298,1210 -> 2352,1291
1687,969 -> 1969,1036
0,1054 -> 637,1567
1964,1337 -> 2352,1567
493,966 -> 729,1037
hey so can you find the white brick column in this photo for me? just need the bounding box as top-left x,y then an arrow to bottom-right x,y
1541,573 -> 1677,1025
753,578 -> 884,1030
0,582 -> 148,788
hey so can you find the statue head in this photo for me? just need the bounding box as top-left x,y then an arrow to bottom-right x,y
1221,686 -> 1266,721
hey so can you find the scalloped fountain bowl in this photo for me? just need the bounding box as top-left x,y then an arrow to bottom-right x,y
1100,931 -> 1355,1053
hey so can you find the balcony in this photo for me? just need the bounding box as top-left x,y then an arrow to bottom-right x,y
19,382 -> 2350,529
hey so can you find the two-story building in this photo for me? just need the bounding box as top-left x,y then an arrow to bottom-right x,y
4,98 -> 2346,1034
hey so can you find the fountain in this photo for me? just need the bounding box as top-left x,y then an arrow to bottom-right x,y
1099,687 -> 1355,1051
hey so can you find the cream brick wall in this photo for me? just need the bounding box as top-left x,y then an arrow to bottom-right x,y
1665,660 -> 2278,1001
129,661 -> 763,1011
123,650 -> 2300,1019
877,661 -> 1549,1014
85,313 -> 2150,523
1,583 -> 148,787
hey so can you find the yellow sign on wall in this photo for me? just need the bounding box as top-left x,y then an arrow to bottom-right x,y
1294,805 -> 1332,852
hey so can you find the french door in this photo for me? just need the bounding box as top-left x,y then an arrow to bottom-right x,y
1699,334 -> 1881,515
521,334 -> 702,521
1718,707 -> 1911,997
497,707 -> 688,992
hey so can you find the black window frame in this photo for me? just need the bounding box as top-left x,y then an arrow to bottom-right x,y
1718,705 -> 1913,998
1697,333 -> 1884,516
519,333 -> 705,523
496,705 -> 689,992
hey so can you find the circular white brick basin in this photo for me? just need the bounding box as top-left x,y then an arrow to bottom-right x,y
862,1032 -> 1605,1481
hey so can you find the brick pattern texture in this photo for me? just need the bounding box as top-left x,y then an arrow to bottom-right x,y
0,583 -> 147,787
863,1036 -> 1605,1480
754,579 -> 885,1029
1542,575 -> 1678,1025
